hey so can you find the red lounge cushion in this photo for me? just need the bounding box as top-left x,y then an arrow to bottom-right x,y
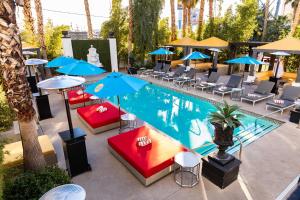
108,126 -> 186,178
67,90 -> 92,105
77,102 -> 125,128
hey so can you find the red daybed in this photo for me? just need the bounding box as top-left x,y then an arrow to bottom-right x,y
107,126 -> 186,186
67,89 -> 93,109
77,102 -> 126,134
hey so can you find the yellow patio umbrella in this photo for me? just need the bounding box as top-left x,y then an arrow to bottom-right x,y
194,37 -> 229,49
254,37 -> 300,54
168,37 -> 200,47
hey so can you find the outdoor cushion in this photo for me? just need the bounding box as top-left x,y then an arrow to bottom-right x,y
108,126 -> 186,178
77,102 -> 124,129
266,100 -> 295,108
67,89 -> 92,105
207,72 -> 219,83
254,81 -> 275,95
280,86 -> 300,102
241,93 -> 266,101
226,74 -> 242,88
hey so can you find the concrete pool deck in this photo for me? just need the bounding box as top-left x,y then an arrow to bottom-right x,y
38,74 -> 300,200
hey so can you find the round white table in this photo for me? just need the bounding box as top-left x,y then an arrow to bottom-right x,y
121,113 -> 137,129
174,152 -> 201,187
231,88 -> 244,101
39,184 -> 86,200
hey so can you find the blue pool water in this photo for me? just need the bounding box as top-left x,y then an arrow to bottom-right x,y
111,84 -> 280,155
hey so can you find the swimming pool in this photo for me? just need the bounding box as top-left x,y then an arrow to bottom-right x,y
112,83 -> 280,156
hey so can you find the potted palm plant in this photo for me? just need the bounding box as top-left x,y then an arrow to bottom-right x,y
209,101 -> 244,163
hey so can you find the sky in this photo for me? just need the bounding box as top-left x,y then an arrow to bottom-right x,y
16,0 -> 291,31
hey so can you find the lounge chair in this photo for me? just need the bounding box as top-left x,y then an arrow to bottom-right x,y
213,74 -> 243,99
162,66 -> 186,82
152,63 -> 171,78
266,86 -> 300,114
67,88 -> 93,109
243,75 -> 256,85
77,102 -> 126,134
141,62 -> 162,76
173,68 -> 196,87
107,126 -> 187,186
241,80 -> 275,106
194,72 -> 220,92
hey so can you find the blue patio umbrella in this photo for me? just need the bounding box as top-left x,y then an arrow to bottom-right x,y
225,56 -> 265,65
225,56 -> 266,86
149,48 -> 174,55
181,51 -> 210,68
46,56 -> 78,68
85,72 -> 148,128
56,60 -> 106,76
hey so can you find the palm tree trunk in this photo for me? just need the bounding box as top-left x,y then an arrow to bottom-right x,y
34,0 -> 47,59
84,0 -> 93,39
182,4 -> 187,37
197,0 -> 205,40
290,0 -> 300,35
187,7 -> 191,35
0,0 -> 46,171
262,0 -> 270,41
128,0 -> 133,66
209,0 -> 214,19
170,0 -> 177,40
23,0 -> 35,35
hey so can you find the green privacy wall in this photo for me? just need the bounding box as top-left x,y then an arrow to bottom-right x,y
71,40 -> 111,72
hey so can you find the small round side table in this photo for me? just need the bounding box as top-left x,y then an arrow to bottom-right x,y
39,184 -> 86,200
121,113 -> 137,129
174,152 -> 201,187
231,88 -> 243,101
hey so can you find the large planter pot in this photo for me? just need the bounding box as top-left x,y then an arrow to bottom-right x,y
212,123 -> 234,161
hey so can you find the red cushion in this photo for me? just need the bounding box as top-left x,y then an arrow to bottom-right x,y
77,102 -> 125,128
67,90 -> 92,105
108,126 -> 186,178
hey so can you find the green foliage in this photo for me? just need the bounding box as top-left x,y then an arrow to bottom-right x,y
133,0 -> 163,64
253,9 -> 290,41
203,0 -> 258,42
0,84 -> 14,132
21,20 -> 69,59
100,0 -> 129,63
209,101 -> 244,130
3,166 -> 71,200
284,55 -> 300,72
156,18 -> 171,47
71,40 -> 112,71
44,20 -> 70,59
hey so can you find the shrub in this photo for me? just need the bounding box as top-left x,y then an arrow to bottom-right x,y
0,85 -> 14,132
3,166 -> 71,200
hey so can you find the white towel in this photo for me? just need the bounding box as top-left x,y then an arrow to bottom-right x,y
76,90 -> 84,95
96,106 -> 108,113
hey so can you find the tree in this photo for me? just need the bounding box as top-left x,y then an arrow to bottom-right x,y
186,0 -> 197,35
23,0 -> 35,35
262,0 -> 270,41
34,0 -> 47,59
100,0 -> 128,63
170,0 -> 177,40
84,0 -> 93,39
209,0 -> 214,19
290,0 -> 300,35
285,0 -> 299,19
156,18 -> 171,46
0,0 -> 46,171
132,0 -> 163,63
197,0 -> 205,40
128,0 -> 133,65
182,2 -> 187,37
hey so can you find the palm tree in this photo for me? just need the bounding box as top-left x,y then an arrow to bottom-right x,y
197,0 -> 205,40
128,0 -> 133,66
84,0 -> 93,39
186,0 -> 197,35
182,2 -> 187,37
285,0 -> 299,19
262,0 -> 270,41
290,0 -> 300,35
34,0 -> 47,59
23,0 -> 35,35
209,0 -> 214,19
0,0 -> 46,171
170,0 -> 177,40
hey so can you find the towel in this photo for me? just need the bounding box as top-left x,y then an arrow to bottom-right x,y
137,138 -> 152,147
274,99 -> 284,104
96,106 -> 108,113
76,90 -> 84,95
219,86 -> 227,91
137,136 -> 147,142
247,93 -> 261,98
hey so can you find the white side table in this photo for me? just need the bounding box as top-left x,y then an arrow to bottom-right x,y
39,184 -> 86,200
174,152 -> 201,187
121,113 -> 137,129
231,88 -> 244,101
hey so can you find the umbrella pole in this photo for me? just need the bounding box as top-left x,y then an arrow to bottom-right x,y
63,90 -> 74,137
117,96 -> 121,130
